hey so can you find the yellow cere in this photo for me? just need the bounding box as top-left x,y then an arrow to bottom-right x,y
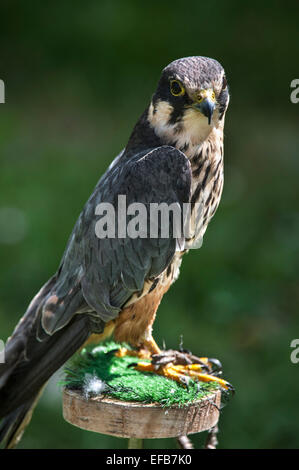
196,88 -> 216,103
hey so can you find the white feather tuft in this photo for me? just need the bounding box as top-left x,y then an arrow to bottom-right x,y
83,373 -> 108,399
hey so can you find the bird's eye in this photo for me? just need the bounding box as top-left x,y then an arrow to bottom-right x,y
170,80 -> 185,97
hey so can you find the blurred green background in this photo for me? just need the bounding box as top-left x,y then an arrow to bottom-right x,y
0,0 -> 298,449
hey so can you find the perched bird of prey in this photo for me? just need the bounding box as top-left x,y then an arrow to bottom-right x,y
0,56 -> 230,448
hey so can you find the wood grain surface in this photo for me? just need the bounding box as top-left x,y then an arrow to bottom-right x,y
63,388 -> 221,439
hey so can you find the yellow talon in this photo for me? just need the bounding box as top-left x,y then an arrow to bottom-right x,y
134,361 -> 231,391
184,371 -> 230,389
118,345 -> 233,392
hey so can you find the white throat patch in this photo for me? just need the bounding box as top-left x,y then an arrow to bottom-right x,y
147,100 -> 217,151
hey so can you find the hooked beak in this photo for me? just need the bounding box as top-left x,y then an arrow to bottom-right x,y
192,89 -> 216,125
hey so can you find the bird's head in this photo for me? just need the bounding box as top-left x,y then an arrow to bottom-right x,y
148,56 -> 229,147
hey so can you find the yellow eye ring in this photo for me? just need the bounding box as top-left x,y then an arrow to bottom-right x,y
170,80 -> 185,97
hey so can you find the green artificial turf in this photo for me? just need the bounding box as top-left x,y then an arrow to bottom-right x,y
63,341 -> 218,407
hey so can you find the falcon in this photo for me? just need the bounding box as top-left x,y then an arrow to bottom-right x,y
0,56 -> 230,448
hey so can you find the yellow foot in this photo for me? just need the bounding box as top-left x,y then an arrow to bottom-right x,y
134,362 -> 232,391
114,347 -> 152,360
114,338 -> 161,360
115,341 -> 233,392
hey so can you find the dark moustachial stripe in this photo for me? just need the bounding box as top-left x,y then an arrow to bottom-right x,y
169,105 -> 184,125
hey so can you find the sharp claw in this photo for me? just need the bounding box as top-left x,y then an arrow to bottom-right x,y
208,358 -> 223,372
180,375 -> 191,389
197,362 -> 211,373
225,382 -> 235,395
127,362 -> 138,368
107,348 -> 120,356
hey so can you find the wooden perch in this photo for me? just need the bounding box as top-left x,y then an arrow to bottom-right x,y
63,388 -> 221,440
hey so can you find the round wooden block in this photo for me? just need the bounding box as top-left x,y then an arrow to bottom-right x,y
63,388 -> 221,439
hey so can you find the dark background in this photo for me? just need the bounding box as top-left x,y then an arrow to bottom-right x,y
0,0 -> 298,448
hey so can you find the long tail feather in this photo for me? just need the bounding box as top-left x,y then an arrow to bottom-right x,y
0,391 -> 43,449
0,277 -> 93,446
